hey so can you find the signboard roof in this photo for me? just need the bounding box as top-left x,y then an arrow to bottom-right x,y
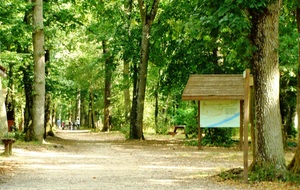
182,74 -> 250,100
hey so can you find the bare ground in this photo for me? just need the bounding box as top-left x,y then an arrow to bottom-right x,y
0,130 -> 299,190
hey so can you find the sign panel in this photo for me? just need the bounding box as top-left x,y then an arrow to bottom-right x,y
200,100 -> 240,128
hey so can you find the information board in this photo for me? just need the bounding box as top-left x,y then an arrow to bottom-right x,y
200,100 -> 240,128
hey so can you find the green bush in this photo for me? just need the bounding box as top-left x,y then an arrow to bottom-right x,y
171,107 -> 198,135
201,128 -> 235,147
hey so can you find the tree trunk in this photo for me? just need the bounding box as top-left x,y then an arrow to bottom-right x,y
154,71 -> 160,133
130,61 -> 139,138
249,1 -> 286,172
22,1 -> 33,136
44,93 -> 51,139
44,50 -> 51,139
123,59 -> 131,124
80,91 -> 87,128
288,3 -> 300,174
123,0 -> 133,124
76,89 -> 81,120
0,77 -> 8,136
135,23 -> 151,139
130,0 -> 159,139
88,89 -> 95,128
102,40 -> 112,132
23,65 -> 33,138
30,0 -> 45,141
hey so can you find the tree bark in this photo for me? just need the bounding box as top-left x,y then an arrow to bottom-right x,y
31,0 -> 45,141
22,0 -> 33,138
88,89 -> 95,128
0,77 -> 8,136
288,3 -> 300,174
123,0 -> 133,124
102,40 -> 113,132
249,0 -> 286,172
44,50 -> 51,139
130,0 -> 160,139
80,91 -> 87,127
76,89 -> 81,120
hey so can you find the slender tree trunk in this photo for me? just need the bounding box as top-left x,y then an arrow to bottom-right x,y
123,59 -> 131,124
88,89 -> 95,128
23,65 -> 33,137
80,91 -> 87,128
44,94 -> 51,138
130,0 -> 159,139
123,0 -> 133,124
154,70 -> 160,133
0,77 -> 8,136
249,1 -> 286,172
22,0 -> 33,137
288,3 -> 300,174
44,50 -> 51,139
102,40 -> 113,132
130,61 -> 139,138
76,89 -> 81,119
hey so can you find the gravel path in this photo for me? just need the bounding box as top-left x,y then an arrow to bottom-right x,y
0,130 -> 251,190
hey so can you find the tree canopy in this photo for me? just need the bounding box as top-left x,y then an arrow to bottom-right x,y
2,0 -> 300,180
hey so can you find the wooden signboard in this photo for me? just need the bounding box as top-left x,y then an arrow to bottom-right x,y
182,69 -> 251,183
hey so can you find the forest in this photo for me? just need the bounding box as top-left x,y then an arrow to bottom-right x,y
1,0 -> 300,182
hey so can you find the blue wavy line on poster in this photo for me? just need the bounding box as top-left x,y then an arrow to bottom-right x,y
206,113 -> 240,127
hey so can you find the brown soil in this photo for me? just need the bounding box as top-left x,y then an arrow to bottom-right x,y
0,130 -> 299,190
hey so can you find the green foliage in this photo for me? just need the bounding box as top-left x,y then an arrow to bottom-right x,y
218,168 -> 243,181
201,128 -> 235,147
249,165 -> 287,182
171,107 -> 198,134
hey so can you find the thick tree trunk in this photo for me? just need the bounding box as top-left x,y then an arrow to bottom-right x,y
249,1 -> 286,172
31,0 -> 45,141
102,40 -> 112,132
130,0 -> 159,139
135,23 -> 151,139
288,4 -> 300,174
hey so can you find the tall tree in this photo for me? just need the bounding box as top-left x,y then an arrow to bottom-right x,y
102,40 -> 113,131
30,0 -> 45,141
130,0 -> 160,139
288,0 -> 300,173
249,0 -> 286,172
123,0 -> 133,124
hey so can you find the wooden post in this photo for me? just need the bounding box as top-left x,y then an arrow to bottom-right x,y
243,69 -> 250,183
240,100 -> 243,150
198,100 -> 202,150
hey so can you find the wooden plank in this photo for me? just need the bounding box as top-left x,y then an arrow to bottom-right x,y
198,101 -> 202,150
243,69 -> 250,184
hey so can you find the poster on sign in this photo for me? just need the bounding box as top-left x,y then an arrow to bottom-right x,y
200,100 -> 240,128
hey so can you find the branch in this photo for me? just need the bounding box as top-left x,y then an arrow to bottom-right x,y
149,0 -> 160,23
137,0 -> 146,23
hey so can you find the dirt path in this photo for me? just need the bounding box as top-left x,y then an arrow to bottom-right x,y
0,131 -> 258,189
